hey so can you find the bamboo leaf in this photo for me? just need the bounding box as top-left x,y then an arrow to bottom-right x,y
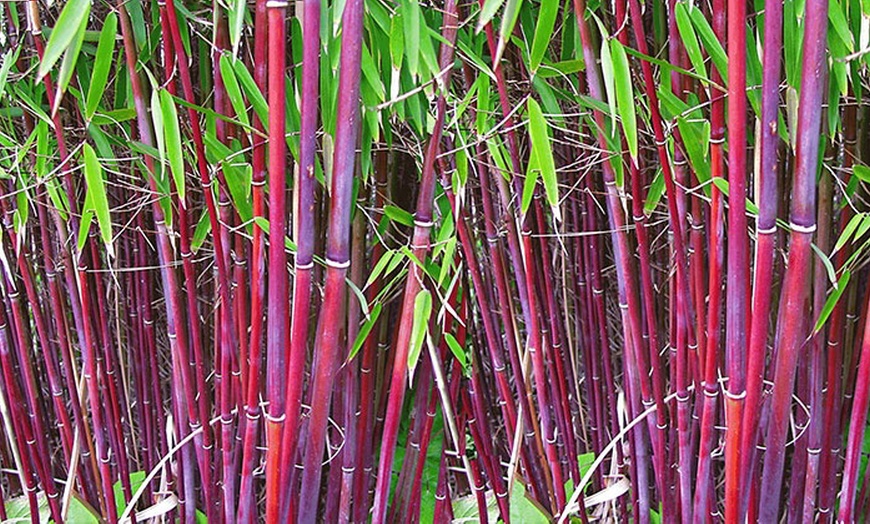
53,7 -> 90,113
674,3 -> 707,80
230,57 -> 269,125
853,164 -> 870,183
151,89 -> 166,170
402,0 -> 421,78
39,0 -> 92,79
855,214 -> 870,244
191,209 -> 211,252
349,303 -> 383,361
219,54 -> 250,128
160,90 -> 186,204
828,0 -> 854,52
598,26 -> 616,123
496,0 -> 523,61
0,46 -> 21,100
527,98 -> 560,221
384,205 -> 415,227
688,7 -> 728,83
443,332 -> 467,370
365,250 -> 396,289
522,157 -> 538,217
811,243 -> 838,285
813,270 -> 851,334
530,0 -> 559,72
390,15 -> 405,69
644,170 -> 665,215
82,143 -> 113,256
610,40 -> 638,164
228,0 -> 247,55
407,289 -> 433,383
834,212 -> 865,254
85,12 -> 117,121
478,0 -> 506,32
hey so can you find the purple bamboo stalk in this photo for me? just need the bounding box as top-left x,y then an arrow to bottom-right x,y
262,0 -> 289,519
758,0 -> 828,516
295,0 -> 365,517
739,0 -> 783,514
370,2 -> 459,521
275,0 -> 320,516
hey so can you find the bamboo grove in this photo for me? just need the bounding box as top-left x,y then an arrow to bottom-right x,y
3,0 -> 870,519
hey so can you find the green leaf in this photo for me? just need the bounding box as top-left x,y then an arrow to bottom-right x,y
828,0 -> 854,53
231,57 -> 269,125
598,25 -> 616,122
812,243 -> 837,286
83,143 -> 113,255
834,212 -> 864,254
813,270 -> 851,334
497,0 -> 523,60
674,3 -> 707,80
689,6 -> 728,83
529,0 -> 559,72
85,12 -> 117,121
390,15 -> 405,69
407,289 -> 432,381
384,205 -> 414,227
151,89 -> 166,175
853,165 -> 870,183
402,0 -> 421,77
349,303 -> 383,361
527,98 -> 560,221
39,0 -> 92,78
5,491 -> 99,523
610,40 -> 637,164
0,46 -> 21,100
53,7 -> 90,112
443,332 -> 467,370
220,54 -> 250,128
228,0 -> 247,54
160,90 -> 186,203
478,0 -> 507,32
644,169 -> 665,215
522,154 -> 539,217
365,250 -> 396,289
191,209 -> 211,252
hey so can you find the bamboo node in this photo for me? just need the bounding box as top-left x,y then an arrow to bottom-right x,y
724,389 -> 747,400
265,413 -> 287,423
789,221 -> 817,234
325,257 -> 350,269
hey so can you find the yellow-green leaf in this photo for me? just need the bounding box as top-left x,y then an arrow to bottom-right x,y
82,143 -> 112,255
39,0 -> 92,78
530,0 -> 559,72
813,270 -> 851,334
160,90 -> 185,204
407,289 -> 432,382
527,98 -> 561,221
85,12 -> 117,121
610,40 -> 637,164
349,303 -> 383,361
220,54 -> 249,128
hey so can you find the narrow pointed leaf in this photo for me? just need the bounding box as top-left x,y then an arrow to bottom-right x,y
610,40 -> 637,163
39,0 -> 92,78
85,12 -> 117,121
530,0 -> 559,71
527,98 -> 561,221
82,143 -> 113,255
159,90 -> 186,203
